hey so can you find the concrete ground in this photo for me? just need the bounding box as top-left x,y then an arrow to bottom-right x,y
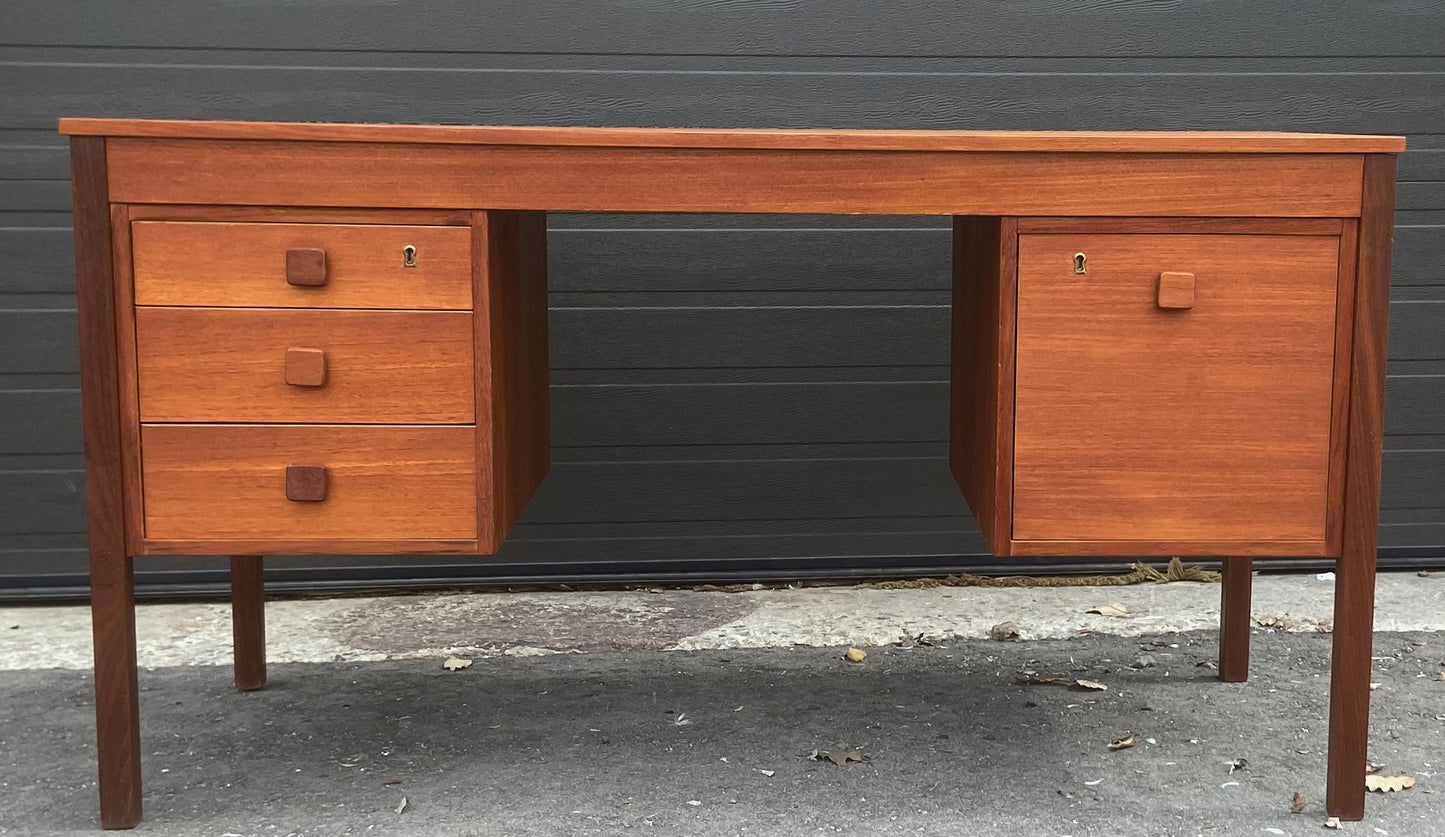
2,572 -> 1444,835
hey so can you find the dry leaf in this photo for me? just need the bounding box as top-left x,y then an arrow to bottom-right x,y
1434,672 -> 1445,682
1020,672 -> 1074,686
1141,702 -> 1158,711
990,622 -> 1020,641
1086,604 -> 1131,618
1019,672 -> 1108,691
845,647 -> 867,663
1370,682 -> 1382,691
1256,613 -> 1297,631
1228,757 -> 1249,774
442,656 -> 472,671
1132,655 -> 1156,669
812,748 -> 864,767
393,796 -> 408,815
1365,774 -> 1416,793
1290,792 -> 1306,814
1365,760 -> 1383,774
1324,816 -> 1342,829
1034,673 -> 1074,685
895,632 -> 937,649
1108,733 -> 1138,751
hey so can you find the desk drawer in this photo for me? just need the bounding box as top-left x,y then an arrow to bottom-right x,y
1012,233 -> 1340,545
135,308 -> 475,423
140,424 -> 478,541
132,221 -> 472,309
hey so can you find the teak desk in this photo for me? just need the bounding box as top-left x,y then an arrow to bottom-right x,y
59,119 -> 1405,828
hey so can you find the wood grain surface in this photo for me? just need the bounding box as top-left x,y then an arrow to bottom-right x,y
1006,538 -> 1328,557
1016,217 -> 1345,235
1326,222 -> 1361,555
283,465 -> 328,503
948,216 -> 1015,555
71,135 -> 143,829
134,308 -> 475,423
475,210 -> 551,552
1218,556 -> 1253,682
108,206 -> 147,558
1156,271 -> 1196,309
283,347 -> 326,387
1326,154 -> 1397,821
1012,233 -> 1340,546
131,221 -> 471,309
105,140 -> 1366,217
57,118 -> 1406,153
140,537 -> 481,556
283,247 -> 327,287
140,425 -> 478,542
126,205 -> 470,226
229,555 -> 266,691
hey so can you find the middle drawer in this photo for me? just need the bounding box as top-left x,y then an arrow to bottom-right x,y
135,307 -> 475,423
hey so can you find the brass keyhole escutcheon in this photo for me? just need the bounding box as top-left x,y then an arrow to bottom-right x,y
1073,252 -> 1087,275
402,244 -> 418,268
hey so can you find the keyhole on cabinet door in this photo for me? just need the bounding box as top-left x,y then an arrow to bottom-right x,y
1073,252 -> 1087,274
402,244 -> 418,268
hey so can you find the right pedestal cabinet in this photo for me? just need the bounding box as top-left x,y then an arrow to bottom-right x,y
952,217 -> 1355,559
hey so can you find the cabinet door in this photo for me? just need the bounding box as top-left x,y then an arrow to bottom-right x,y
1012,233 -> 1340,547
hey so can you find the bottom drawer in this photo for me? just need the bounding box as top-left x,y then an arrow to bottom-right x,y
141,425 -> 478,542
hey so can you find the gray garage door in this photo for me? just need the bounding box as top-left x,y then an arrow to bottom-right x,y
2,2 -> 1443,598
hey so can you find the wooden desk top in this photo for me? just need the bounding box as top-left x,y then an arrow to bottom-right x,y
58,118 -> 1405,154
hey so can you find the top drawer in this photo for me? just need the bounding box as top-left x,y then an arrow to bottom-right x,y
131,221 -> 472,309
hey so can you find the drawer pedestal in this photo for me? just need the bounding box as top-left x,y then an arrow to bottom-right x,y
114,209 -> 549,556
952,220 -> 1352,558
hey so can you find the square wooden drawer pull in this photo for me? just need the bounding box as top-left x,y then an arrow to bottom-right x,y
284,347 -> 327,387
284,465 -> 328,502
1157,271 -> 1196,309
285,247 -> 328,287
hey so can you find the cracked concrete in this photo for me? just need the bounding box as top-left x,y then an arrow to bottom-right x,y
3,572 -> 1443,671
4,632 -> 1444,836
4,572 -> 1445,835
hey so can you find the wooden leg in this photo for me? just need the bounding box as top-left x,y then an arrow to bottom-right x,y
1218,557 -> 1253,682
1326,153 -> 1396,822
91,553 -> 142,829
1327,546 -> 1377,820
231,556 -> 267,691
71,135 -> 142,828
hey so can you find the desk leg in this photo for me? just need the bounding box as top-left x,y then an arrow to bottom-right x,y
91,552 -> 142,829
1218,557 -> 1252,682
72,135 -> 143,829
1327,544 -> 1377,820
1325,154 -> 1395,822
231,556 -> 266,691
